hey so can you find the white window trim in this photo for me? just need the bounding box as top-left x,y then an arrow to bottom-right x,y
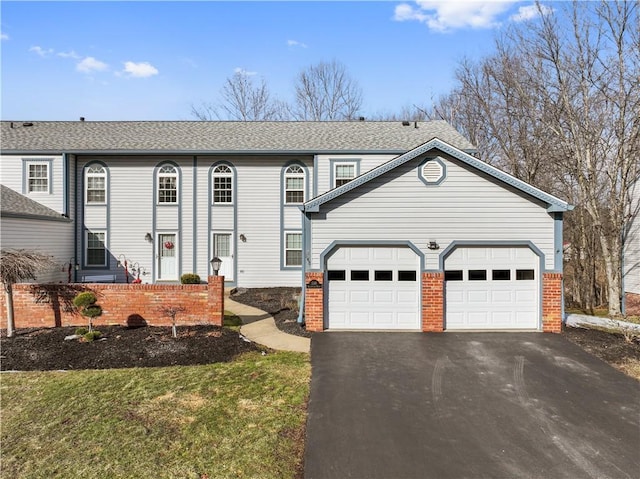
157,165 -> 179,205
85,230 -> 107,268
27,161 -> 50,194
85,164 -> 107,205
212,165 -> 234,205
284,165 -> 305,204
333,162 -> 356,188
284,231 -> 303,268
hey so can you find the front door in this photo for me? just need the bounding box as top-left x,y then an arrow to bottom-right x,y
157,233 -> 178,281
213,233 -> 234,281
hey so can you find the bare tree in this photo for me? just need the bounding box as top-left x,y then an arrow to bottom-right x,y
192,71 -> 288,121
293,60 -> 363,120
1,249 -> 57,337
158,305 -> 187,338
429,1 -> 639,316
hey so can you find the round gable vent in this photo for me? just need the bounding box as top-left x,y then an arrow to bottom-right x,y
419,157 -> 446,185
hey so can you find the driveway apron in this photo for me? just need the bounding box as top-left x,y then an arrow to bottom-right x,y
304,333 -> 640,479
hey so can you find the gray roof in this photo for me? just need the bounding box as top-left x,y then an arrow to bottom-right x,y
0,185 -> 70,222
304,138 -> 571,213
0,120 -> 475,154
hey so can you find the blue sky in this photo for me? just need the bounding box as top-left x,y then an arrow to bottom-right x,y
1,1 -> 554,121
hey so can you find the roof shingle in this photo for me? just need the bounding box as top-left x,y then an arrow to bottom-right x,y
0,185 -> 69,221
1,120 -> 475,154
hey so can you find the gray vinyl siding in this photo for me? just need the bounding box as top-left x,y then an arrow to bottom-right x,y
73,154 -> 313,287
625,182 -> 640,295
0,154 -> 65,214
310,153 -> 555,271
0,217 -> 73,283
316,154 -> 396,193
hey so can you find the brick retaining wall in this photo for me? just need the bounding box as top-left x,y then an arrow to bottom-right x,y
0,276 -> 224,330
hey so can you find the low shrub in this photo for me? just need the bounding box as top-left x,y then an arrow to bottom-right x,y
75,327 -> 89,336
83,330 -> 102,342
73,291 -> 102,332
180,273 -> 201,284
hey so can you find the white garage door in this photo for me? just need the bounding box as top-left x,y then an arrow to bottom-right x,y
327,246 -> 421,330
445,246 -> 539,330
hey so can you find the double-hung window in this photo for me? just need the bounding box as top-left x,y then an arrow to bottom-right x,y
158,165 -> 178,203
213,165 -> 233,204
28,163 -> 49,192
284,165 -> 305,204
85,164 -> 106,204
285,232 -> 302,267
86,231 -> 106,267
334,163 -> 355,187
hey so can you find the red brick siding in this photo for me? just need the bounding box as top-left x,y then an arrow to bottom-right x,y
422,272 -> 444,332
0,276 -> 224,330
626,292 -> 640,316
304,272 -> 324,332
542,272 -> 563,333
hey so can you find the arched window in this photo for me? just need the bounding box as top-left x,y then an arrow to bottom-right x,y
85,164 -> 107,204
284,164 -> 305,204
212,164 -> 233,204
158,165 -> 178,203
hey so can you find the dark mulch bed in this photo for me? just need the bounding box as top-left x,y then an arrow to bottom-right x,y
563,324 -> 640,365
230,287 -> 312,338
1,325 -> 262,371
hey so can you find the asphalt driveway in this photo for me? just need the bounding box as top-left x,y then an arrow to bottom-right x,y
304,333 -> 640,479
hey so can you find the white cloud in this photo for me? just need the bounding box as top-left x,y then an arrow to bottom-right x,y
122,61 -> 159,78
29,45 -> 54,57
394,1 -> 516,32
510,4 -> 553,22
287,39 -> 308,48
1,32 -> 9,41
233,67 -> 257,76
57,50 -> 80,59
76,56 -> 109,73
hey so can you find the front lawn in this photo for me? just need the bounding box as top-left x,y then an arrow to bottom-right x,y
1,351 -> 310,479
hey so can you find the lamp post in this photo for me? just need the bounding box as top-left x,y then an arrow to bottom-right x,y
210,257 -> 222,276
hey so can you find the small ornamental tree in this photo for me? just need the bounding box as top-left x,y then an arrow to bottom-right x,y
158,305 -> 187,338
72,291 -> 102,332
1,249 -> 57,337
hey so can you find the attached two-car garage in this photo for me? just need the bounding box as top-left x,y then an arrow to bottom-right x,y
303,138 -> 569,333
325,245 -> 540,331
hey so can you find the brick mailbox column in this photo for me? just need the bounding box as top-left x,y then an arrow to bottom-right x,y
208,275 -> 225,326
422,272 -> 444,332
305,272 -> 324,332
542,272 -> 562,333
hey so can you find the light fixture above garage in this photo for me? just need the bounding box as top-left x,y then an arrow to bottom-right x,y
428,240 -> 439,250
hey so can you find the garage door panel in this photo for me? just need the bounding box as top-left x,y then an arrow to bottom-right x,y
397,290 -> 419,303
491,290 -> 514,303
373,312 -> 393,326
327,246 -> 420,330
349,290 -> 371,303
373,290 -> 394,303
515,290 -> 536,302
445,246 -> 539,330
468,290 -> 489,303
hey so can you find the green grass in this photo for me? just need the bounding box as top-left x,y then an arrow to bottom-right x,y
1,351 -> 310,479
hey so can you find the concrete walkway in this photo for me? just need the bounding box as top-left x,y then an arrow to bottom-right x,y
226,297 -> 310,353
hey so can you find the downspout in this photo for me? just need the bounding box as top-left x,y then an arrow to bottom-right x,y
73,155 -> 79,282
62,153 -> 69,217
297,207 -> 308,325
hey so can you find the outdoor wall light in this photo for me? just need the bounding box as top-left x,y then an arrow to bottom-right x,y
144,232 -> 153,242
240,234 -> 247,242
428,240 -> 440,250
210,257 -> 222,276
